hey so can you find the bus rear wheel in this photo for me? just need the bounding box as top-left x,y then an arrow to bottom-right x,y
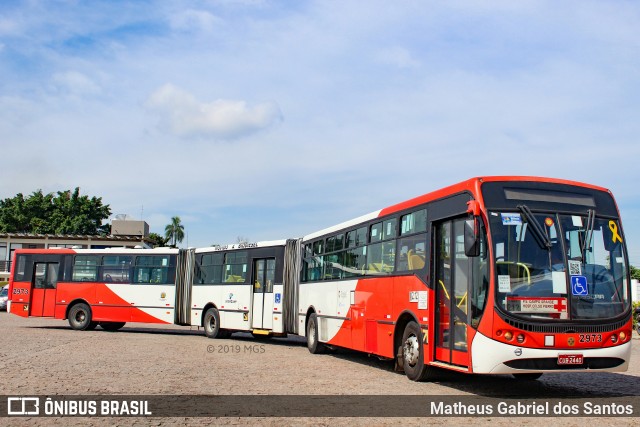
68,303 -> 97,331
306,313 -> 325,354
204,308 -> 222,339
100,322 -> 126,331
401,320 -> 432,381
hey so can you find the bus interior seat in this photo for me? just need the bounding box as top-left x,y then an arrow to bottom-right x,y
407,249 -> 425,270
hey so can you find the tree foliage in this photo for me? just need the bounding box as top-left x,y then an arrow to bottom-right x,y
147,232 -> 170,248
164,216 -> 185,247
0,188 -> 111,235
630,265 -> 640,282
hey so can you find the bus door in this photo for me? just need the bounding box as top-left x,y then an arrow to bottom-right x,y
434,219 -> 470,367
251,258 -> 276,330
29,262 -> 59,317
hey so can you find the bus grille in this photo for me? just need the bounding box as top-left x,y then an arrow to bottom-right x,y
501,317 -> 628,334
504,357 -> 625,370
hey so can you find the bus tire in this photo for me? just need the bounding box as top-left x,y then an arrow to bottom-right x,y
512,373 -> 543,380
100,322 -> 126,331
68,303 -> 94,331
401,321 -> 430,381
204,308 -> 222,339
306,313 -> 325,354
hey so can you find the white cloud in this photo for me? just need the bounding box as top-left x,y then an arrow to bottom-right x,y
51,71 -> 101,97
169,9 -> 221,33
145,84 -> 282,139
375,46 -> 420,69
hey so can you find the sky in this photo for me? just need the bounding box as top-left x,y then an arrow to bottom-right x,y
1,0 -> 640,264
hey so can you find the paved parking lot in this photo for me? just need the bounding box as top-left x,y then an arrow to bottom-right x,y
1,313 -> 638,426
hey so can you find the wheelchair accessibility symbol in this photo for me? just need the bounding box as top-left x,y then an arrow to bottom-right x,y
571,275 -> 588,296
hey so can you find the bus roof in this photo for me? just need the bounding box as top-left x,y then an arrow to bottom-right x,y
303,176 -> 612,241
195,239 -> 287,254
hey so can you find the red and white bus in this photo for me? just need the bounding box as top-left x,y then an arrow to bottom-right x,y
8,241 -> 294,336
9,248 -> 180,330
296,176 -> 633,380
7,176 -> 633,381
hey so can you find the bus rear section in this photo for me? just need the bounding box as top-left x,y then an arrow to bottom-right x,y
8,250 -> 72,319
9,248 -> 180,330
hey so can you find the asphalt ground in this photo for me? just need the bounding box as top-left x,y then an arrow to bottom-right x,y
1,312 -> 638,426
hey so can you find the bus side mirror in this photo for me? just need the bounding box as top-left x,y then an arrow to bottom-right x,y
464,217 -> 481,257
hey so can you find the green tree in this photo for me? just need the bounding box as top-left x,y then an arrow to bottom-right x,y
164,216 -> 185,248
0,188 -> 111,235
147,232 -> 170,248
630,265 -> 640,281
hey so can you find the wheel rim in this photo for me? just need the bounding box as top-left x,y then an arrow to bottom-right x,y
207,313 -> 216,332
403,334 -> 419,368
75,310 -> 86,323
308,321 -> 316,347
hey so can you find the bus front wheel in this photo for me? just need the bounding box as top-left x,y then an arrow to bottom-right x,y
401,321 -> 431,381
68,303 -> 97,331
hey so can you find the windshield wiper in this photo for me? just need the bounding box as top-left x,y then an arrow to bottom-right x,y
517,205 -> 552,250
582,209 -> 595,256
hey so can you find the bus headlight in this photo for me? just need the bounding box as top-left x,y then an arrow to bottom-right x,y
516,333 -> 525,343
504,331 -> 513,341
611,334 -> 618,343
619,331 -> 626,341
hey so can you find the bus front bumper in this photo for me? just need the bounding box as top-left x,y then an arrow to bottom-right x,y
470,331 -> 632,374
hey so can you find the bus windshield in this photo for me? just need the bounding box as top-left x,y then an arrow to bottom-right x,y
489,211 -> 629,321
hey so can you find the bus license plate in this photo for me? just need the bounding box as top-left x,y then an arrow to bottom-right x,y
558,354 -> 583,365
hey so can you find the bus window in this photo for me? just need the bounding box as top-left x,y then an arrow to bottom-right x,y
303,255 -> 323,282
102,256 -> 132,283
343,246 -> 366,277
383,218 -> 397,240
224,251 -> 248,283
134,256 -> 173,285
14,255 -> 27,281
401,209 -> 427,235
366,241 -> 395,275
198,253 -> 223,284
73,256 -> 99,281
346,227 -> 367,248
326,234 -> 344,252
396,233 -> 427,272
324,252 -> 344,280
370,222 -> 383,243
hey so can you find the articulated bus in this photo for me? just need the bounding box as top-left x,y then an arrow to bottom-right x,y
8,177 -> 633,381
8,241 -> 295,337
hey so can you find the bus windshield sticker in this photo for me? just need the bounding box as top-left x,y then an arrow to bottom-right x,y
552,271 -> 567,294
571,276 -> 588,296
500,213 -> 522,225
567,260 -> 582,276
498,275 -> 511,293
572,215 -> 583,227
609,220 -> 623,243
506,297 -> 567,314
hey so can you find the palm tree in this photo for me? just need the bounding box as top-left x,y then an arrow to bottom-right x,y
164,216 -> 185,248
